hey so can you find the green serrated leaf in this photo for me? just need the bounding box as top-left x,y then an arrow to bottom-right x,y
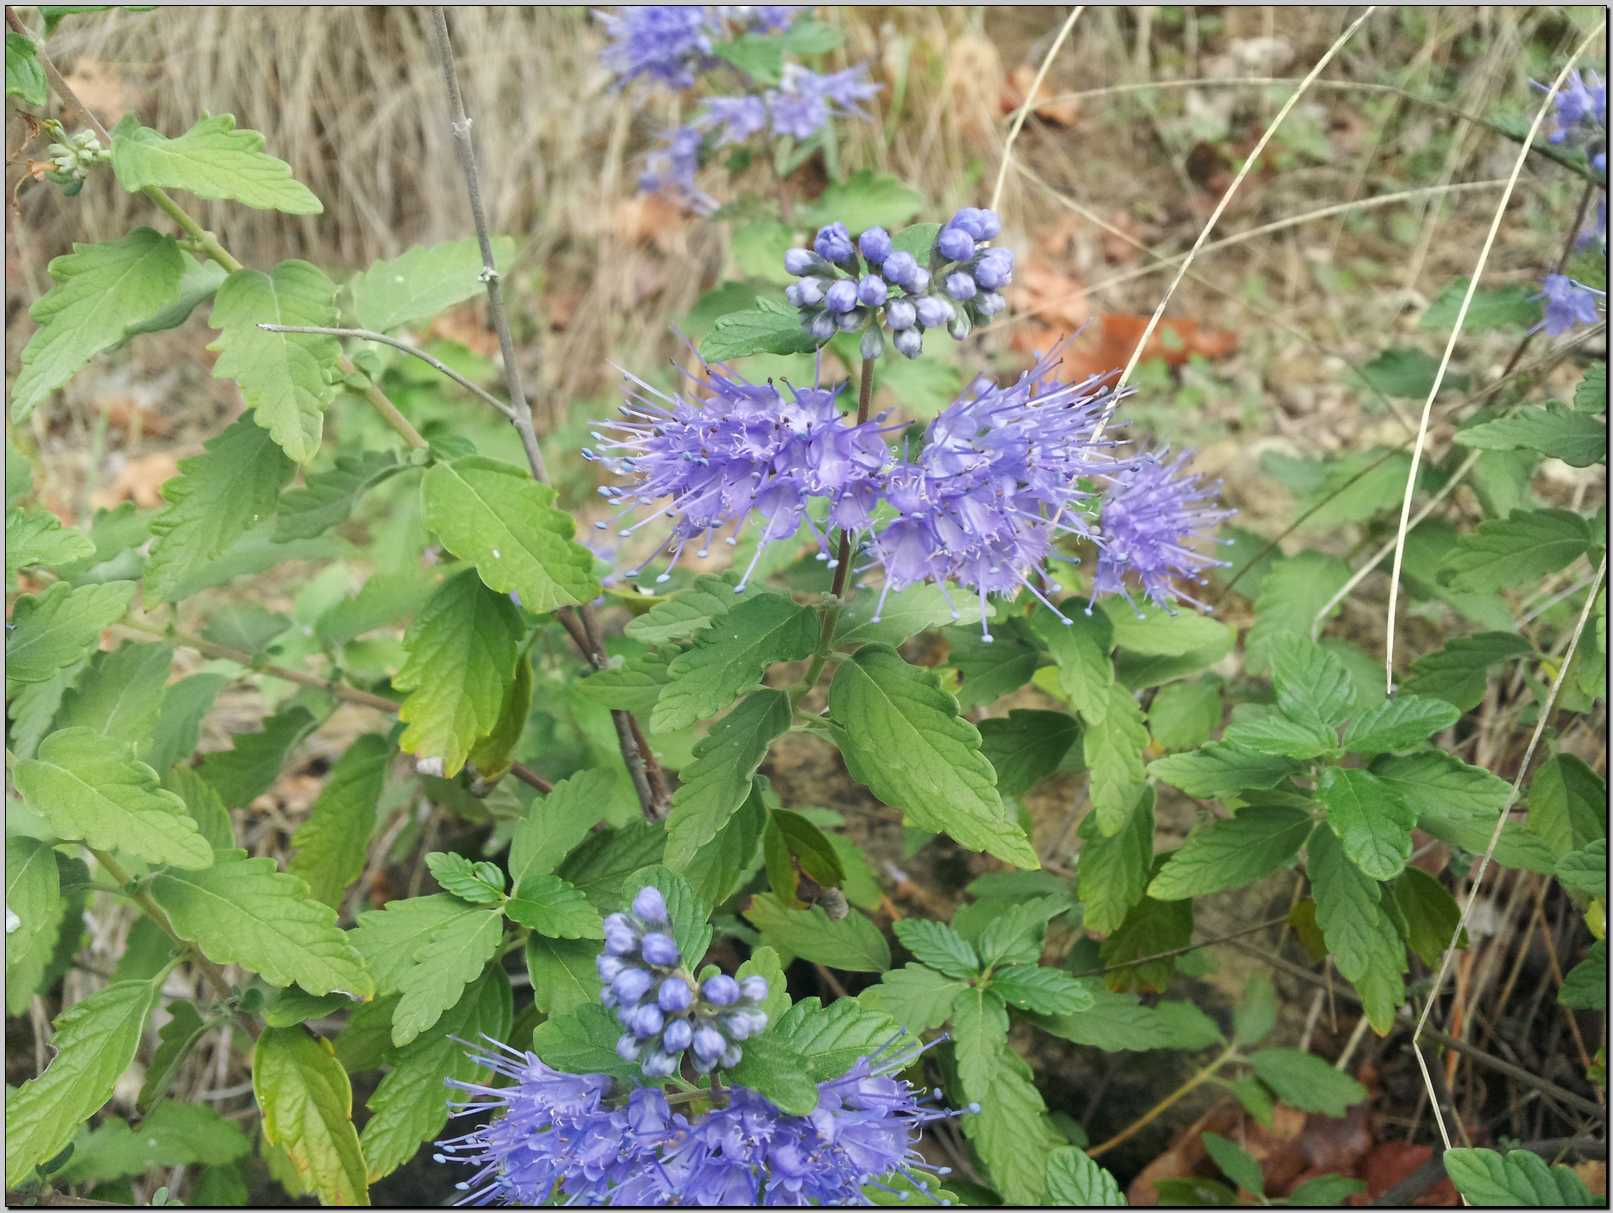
144,670 -> 229,775
5,837 -> 63,1014
559,821 -> 667,910
1341,695 -> 1460,755
197,705 -> 318,807
6,32 -> 46,106
833,582 -> 974,648
136,1001 -> 207,1115
1443,1146 -> 1596,1207
1457,403 -> 1606,467
1555,839 -> 1607,898
208,261 -> 342,463
1203,1131 -> 1265,1197
977,894 -> 1070,969
979,710 -> 1080,797
1559,938 -> 1606,1010
422,456 -> 600,613
1100,887 -> 1192,993
505,873 -> 603,939
1046,1145 -> 1126,1206
360,967 -> 511,1183
830,644 -> 1035,866
745,893 -> 890,972
144,413 -> 296,602
1221,705 -> 1337,759
1147,678 -> 1223,752
1077,787 -> 1155,933
16,727 -> 212,868
151,849 -> 373,997
425,851 -> 505,903
624,574 -> 756,646
1527,754 -> 1605,860
11,229 -> 184,421
860,963 -> 967,1034
1148,743 -> 1301,800
726,1034 -> 819,1115
1266,634 -> 1356,726
1082,683 -> 1150,835
1574,363 -> 1605,413
699,303 -> 820,362
1421,277 -> 1542,334
799,170 -> 925,232
6,580 -> 135,686
945,618 -> 1041,709
347,237 -> 514,333
111,113 -> 321,213
1306,829 -> 1404,1032
892,919 -> 979,979
1440,509 -> 1592,592
288,734 -> 389,908
1246,553 -> 1352,673
1248,1047 -> 1369,1117
1035,989 -> 1223,1052
1031,607 -> 1114,721
53,641 -> 171,752
524,935 -> 599,1018
394,569 -> 523,778
6,507 -> 95,585
653,595 -> 817,732
1389,867 -> 1465,968
1319,766 -> 1415,881
665,690 -> 791,867
1402,631 -> 1533,711
164,761 -> 234,852
252,1028 -> 369,1205
1148,804 -> 1313,899
961,1046 -> 1060,1204
274,450 -> 406,542
990,964 -> 1093,1015
509,768 -> 615,886
574,649 -> 670,714
58,1100 -> 250,1182
5,979 -> 160,1187
380,899 -> 505,1047
530,1001 -> 640,1082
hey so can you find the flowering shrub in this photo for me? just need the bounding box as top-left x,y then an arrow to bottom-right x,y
3,7 -> 1606,1210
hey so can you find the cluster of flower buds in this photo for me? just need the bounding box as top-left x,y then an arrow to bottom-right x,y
43,127 -> 109,196
598,886 -> 770,1079
784,207 -> 1014,360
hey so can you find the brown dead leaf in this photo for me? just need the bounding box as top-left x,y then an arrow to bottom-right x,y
426,304 -> 500,359
612,193 -> 688,251
91,450 -> 179,511
1053,312 -> 1239,383
1352,1141 -> 1457,1206
1000,64 -> 1080,127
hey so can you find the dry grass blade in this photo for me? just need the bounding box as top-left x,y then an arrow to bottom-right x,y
989,5 -> 1084,214
1092,4 -> 1377,441
1410,554 -> 1607,1152
1382,21 -> 1607,695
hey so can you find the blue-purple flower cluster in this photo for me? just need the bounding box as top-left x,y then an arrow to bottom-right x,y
594,341 -> 1233,634
600,886 -> 770,1079
785,209 -> 1014,360
436,1035 -> 968,1205
597,6 -> 799,91
1530,67 -> 1608,335
1537,272 -> 1606,338
585,364 -> 891,589
641,64 -> 879,211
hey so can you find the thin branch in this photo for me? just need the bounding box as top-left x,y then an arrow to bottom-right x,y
259,324 -> 515,420
989,5 -> 1084,214
1385,24 -> 1604,696
1069,914 -> 1291,977
425,6 -> 668,819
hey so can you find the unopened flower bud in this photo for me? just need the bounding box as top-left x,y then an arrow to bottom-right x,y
629,1003 -> 665,1038
825,279 -> 858,314
641,1050 -> 680,1079
834,309 -> 865,333
915,296 -> 953,329
944,271 -> 977,301
808,311 -> 836,341
813,222 -> 854,264
702,975 -> 740,1006
882,250 -> 920,290
857,274 -> 888,308
859,326 -> 885,361
937,226 -> 975,262
632,886 -> 669,924
784,247 -> 822,275
885,298 -> 917,330
738,975 -> 769,1003
640,932 -> 681,967
662,1017 -> 693,1051
976,291 -> 1006,318
692,1025 -> 726,1064
658,977 -> 695,1013
612,967 -> 653,1006
893,328 -> 923,359
858,226 -> 892,263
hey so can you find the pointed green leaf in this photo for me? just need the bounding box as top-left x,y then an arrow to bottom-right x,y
144,413 -> 296,601
15,727 -> 212,868
653,595 -> 817,732
383,900 -> 505,1047
1221,705 -> 1337,759
1246,553 -> 1351,673
6,507 -> 95,583
425,852 -> 505,904
421,456 -> 600,614
961,1044 -> 1060,1204
1527,754 -> 1605,859
1147,679 -> 1223,752
530,1002 -> 639,1082
163,759 -> 235,851
57,1101 -> 250,1182
1031,607 -> 1114,721
1556,839 -> 1607,899
6,32 -> 46,106
252,1028 -> 369,1207
1266,634 -> 1357,726
1443,1147 -> 1596,1207
144,670 -> 229,775
625,574 -> 758,646
360,967 -> 511,1183
275,449 -> 407,541
112,113 -> 321,213
744,893 -> 890,972
859,964 -> 968,1034
6,580 -> 135,686
11,228 -> 184,421
1559,938 -> 1606,1010
525,935 -> 601,1017
978,709 -> 1080,797
1341,695 -> 1460,755
666,689 -> 790,867
346,237 -> 514,334
198,705 -> 318,807
1148,804 -> 1313,899
1457,404 -> 1606,467
1101,600 -> 1233,659
508,768 -> 615,886
990,965 -> 1092,1015
5,837 -> 62,1009
1077,787 -> 1155,933
725,1034 -> 819,1115
52,642 -> 171,750
138,1001 -> 208,1115
1306,829 -> 1404,1032
207,260 -> 341,463
1046,1146 -> 1126,1206
289,734 -> 389,908
1319,766 -> 1415,880
1247,1048 -> 1368,1116
395,569 -> 523,778
1439,509 -> 1592,592
892,919 -> 979,979
1148,742 -> 1301,800
683,779 -> 768,905
5,978 -> 160,1187
945,618 -> 1041,709
505,873 -> 603,939
1389,867 -> 1465,968
1100,888 -> 1192,993
1402,631 -> 1534,711
150,849 -> 373,997
830,644 -> 1035,866
1083,683 -> 1150,834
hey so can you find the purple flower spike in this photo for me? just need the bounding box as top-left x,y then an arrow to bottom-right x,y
603,914 -> 638,956
783,247 -> 821,276
597,6 -> 715,90
949,206 -> 1000,240
972,246 -> 1015,289
1092,449 -> 1236,613
915,295 -> 953,329
632,885 -> 669,924
629,1003 -> 665,1039
698,93 -> 769,146
886,298 -> 917,330
640,932 -> 681,967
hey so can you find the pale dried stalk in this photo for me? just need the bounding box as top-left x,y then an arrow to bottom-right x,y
989,5 -> 1084,213
1382,23 -> 1605,694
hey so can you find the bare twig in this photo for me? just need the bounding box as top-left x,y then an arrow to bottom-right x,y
425,6 -> 668,818
260,323 -> 515,420
1384,24 -> 1604,695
